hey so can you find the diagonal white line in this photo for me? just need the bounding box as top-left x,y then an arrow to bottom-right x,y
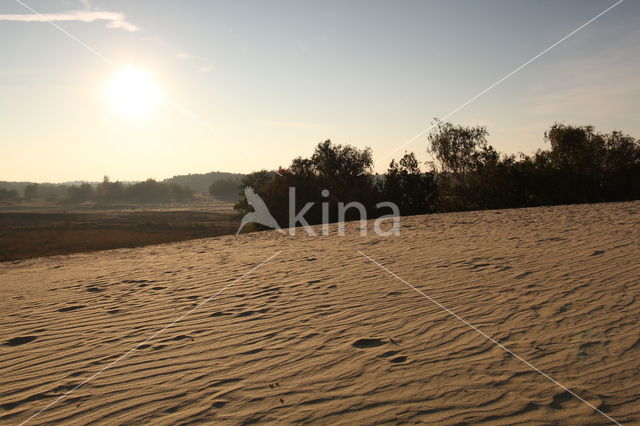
372,0 -> 625,170
14,0 -> 114,66
356,249 -> 620,425
18,250 -> 282,426
12,0 -> 281,175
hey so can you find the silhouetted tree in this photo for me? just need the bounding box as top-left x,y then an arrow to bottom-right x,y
428,121 -> 640,210
427,120 -> 489,210
381,152 -> 438,215
428,119 -> 489,179
600,131 -> 640,200
234,170 -> 278,214
235,140 -> 377,227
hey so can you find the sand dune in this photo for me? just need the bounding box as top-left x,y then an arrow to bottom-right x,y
1,201 -> 639,424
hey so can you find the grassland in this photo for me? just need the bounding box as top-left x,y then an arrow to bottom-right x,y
0,203 -> 240,261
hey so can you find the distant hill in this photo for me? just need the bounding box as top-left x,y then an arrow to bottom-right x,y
163,171 -> 245,194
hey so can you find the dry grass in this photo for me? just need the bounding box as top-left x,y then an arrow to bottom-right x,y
0,211 -> 240,261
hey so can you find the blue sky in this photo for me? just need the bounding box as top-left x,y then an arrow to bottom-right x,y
1,0 -> 638,182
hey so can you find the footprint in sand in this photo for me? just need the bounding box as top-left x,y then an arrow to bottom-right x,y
58,305 -> 86,313
4,336 -> 38,346
515,271 -> 533,279
236,308 -> 270,318
550,390 -> 573,409
352,338 -> 386,349
171,334 -> 194,342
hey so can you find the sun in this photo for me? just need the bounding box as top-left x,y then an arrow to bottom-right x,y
106,67 -> 161,119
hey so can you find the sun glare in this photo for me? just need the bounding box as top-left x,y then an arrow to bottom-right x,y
106,67 -> 161,120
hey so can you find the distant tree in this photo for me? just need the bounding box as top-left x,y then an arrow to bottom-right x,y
163,171 -> 246,193
38,184 -> 68,201
66,183 -> 94,203
168,183 -> 193,202
126,179 -> 165,203
209,178 -> 243,201
97,175 -> 125,201
23,183 -> 39,200
123,179 -> 194,203
0,187 -> 19,202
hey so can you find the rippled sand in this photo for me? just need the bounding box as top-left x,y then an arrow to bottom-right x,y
1,201 -> 639,424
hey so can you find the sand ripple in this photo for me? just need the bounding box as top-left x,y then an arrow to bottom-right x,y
1,201 -> 639,424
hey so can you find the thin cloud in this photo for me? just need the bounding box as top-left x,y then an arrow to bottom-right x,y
0,10 -> 138,32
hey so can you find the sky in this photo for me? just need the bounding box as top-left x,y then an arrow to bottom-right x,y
1,0 -> 639,182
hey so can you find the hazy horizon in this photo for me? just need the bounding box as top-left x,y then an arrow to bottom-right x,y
2,0 -> 639,182
0,169 -> 241,185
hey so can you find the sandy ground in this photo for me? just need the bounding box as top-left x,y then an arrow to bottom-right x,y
1,201 -> 639,425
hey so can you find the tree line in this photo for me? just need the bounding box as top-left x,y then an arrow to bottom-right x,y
166,171 -> 244,194
234,122 -> 640,225
1,177 -> 195,204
